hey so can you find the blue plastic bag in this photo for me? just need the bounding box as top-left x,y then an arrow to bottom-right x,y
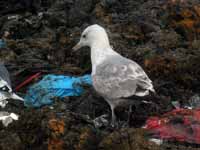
24,74 -> 92,107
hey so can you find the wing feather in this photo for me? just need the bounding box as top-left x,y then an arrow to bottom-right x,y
93,56 -> 154,99
0,63 -> 11,86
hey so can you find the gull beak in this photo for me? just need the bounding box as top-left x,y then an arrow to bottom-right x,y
72,41 -> 82,52
10,93 -> 24,101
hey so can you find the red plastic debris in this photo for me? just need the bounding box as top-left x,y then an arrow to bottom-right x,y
145,108 -> 200,144
15,72 -> 41,92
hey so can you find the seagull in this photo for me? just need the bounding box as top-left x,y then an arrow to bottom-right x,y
0,63 -> 24,107
73,24 -> 155,126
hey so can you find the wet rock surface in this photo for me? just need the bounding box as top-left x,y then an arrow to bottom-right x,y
0,0 -> 200,149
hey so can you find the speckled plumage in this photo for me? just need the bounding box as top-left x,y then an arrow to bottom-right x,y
73,24 -> 155,125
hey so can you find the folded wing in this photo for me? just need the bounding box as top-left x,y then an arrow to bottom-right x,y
93,56 -> 154,99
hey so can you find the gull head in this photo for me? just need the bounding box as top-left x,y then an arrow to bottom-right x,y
0,78 -> 24,102
73,24 -> 110,51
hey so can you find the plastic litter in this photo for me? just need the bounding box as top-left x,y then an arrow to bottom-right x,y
189,94 -> 200,109
0,39 -> 6,48
144,108 -> 200,144
171,101 -> 180,109
15,72 -> 41,91
93,114 -> 109,128
0,100 -> 8,108
24,74 -> 92,107
149,138 -> 163,145
0,31 -> 10,48
0,112 -> 19,127
7,15 -> 20,20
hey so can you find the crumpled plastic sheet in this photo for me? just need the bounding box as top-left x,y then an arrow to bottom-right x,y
0,100 -> 8,108
144,108 -> 200,144
24,74 -> 92,107
93,114 -> 109,128
0,112 -> 19,127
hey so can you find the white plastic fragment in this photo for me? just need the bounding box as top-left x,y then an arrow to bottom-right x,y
189,94 -> 200,109
0,99 -> 8,108
149,138 -> 163,145
0,112 -> 19,127
171,101 -> 180,109
93,114 -> 109,128
38,12 -> 44,19
2,117 -> 13,127
7,15 -> 20,20
10,113 -> 19,120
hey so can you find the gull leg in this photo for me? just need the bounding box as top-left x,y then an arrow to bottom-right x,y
128,105 -> 132,126
110,105 -> 116,127
105,98 -> 117,127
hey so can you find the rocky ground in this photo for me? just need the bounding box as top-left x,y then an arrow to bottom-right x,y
0,0 -> 200,149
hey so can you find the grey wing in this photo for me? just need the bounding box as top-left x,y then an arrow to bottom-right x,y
0,63 -> 11,86
93,58 -> 154,99
128,60 -> 155,96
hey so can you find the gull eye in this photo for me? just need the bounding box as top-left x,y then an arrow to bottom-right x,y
0,86 -> 9,92
82,34 -> 86,38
